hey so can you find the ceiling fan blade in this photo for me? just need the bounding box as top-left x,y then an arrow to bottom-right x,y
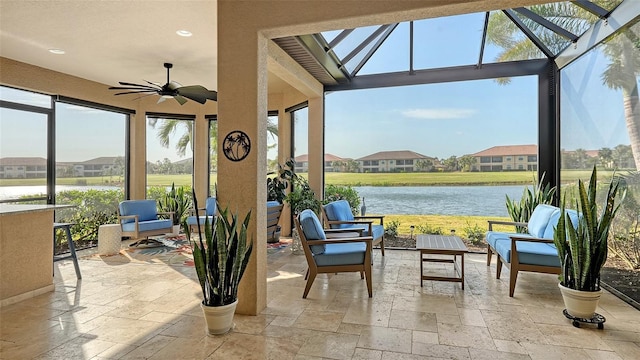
117,81 -> 160,90
157,96 -> 167,104
109,86 -> 159,91
144,80 -> 162,87
177,85 -> 217,104
167,81 -> 182,91
113,90 -> 156,96
174,95 -> 188,105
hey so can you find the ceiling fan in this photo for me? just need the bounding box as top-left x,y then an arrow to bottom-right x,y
109,63 -> 217,105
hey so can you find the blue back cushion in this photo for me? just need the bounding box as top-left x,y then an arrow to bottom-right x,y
527,204 -> 559,238
324,200 -> 354,229
542,209 -> 580,239
205,197 -> 217,216
299,209 -> 326,255
119,200 -> 158,223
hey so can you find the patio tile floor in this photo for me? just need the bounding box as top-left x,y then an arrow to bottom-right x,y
1,245 -> 640,359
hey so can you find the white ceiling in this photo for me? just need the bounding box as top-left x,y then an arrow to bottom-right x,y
0,0 -> 291,94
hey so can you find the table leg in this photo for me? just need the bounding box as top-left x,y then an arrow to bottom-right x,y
420,250 -> 423,287
461,253 -> 465,290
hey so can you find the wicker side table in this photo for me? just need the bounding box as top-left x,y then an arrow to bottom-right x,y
98,224 -> 122,255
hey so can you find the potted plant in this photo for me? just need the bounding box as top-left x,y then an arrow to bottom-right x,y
553,166 -> 624,320
159,183 -> 192,235
184,194 -> 253,335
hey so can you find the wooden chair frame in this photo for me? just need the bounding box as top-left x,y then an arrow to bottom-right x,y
295,215 -> 373,299
321,206 -> 385,256
486,220 -> 560,297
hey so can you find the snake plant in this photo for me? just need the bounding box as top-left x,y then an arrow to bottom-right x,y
184,192 -> 253,306
554,166 -> 623,292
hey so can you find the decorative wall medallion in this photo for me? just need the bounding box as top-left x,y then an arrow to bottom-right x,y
223,130 -> 251,162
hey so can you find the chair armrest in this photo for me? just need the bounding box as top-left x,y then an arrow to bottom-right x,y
326,219 -> 374,225
307,236 -> 373,245
354,215 -> 384,224
118,215 -> 138,224
157,211 -> 174,223
487,220 -> 528,231
325,228 -> 364,236
509,236 -> 554,244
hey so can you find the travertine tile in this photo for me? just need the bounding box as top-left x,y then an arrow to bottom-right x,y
3,251 -> 639,360
357,326 -> 412,353
297,332 -> 360,359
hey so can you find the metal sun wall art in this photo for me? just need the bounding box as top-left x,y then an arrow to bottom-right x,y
223,130 -> 251,162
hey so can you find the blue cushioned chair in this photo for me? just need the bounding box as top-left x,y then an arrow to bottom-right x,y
295,209 -> 373,298
266,201 -> 284,243
186,197 -> 217,233
118,199 -> 173,247
322,200 -> 385,256
485,204 -> 579,296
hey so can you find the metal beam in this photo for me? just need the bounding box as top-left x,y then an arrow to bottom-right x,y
326,59 -> 549,91
478,12 -> 490,68
572,0 -> 610,19
351,24 -> 398,77
556,0 -> 640,69
341,25 -> 390,64
327,29 -> 354,50
514,7 -> 578,42
503,9 -> 554,58
296,34 -> 350,83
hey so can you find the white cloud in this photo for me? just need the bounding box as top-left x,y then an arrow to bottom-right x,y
401,108 -> 476,119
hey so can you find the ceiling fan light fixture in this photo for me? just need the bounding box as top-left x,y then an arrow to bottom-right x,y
176,30 -> 192,37
48,48 -> 65,55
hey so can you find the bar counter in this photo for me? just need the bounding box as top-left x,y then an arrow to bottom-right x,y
0,204 -> 71,306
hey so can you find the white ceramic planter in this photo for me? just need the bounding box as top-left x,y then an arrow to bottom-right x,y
558,283 -> 602,319
200,300 -> 238,335
166,225 -> 180,236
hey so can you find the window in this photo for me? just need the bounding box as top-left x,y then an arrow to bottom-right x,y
492,156 -> 502,162
371,160 -> 379,166
405,159 -> 413,165
480,156 -> 491,163
396,160 -> 404,165
146,114 -> 194,198
527,155 -> 537,162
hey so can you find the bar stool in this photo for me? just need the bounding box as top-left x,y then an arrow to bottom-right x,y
53,222 -> 82,279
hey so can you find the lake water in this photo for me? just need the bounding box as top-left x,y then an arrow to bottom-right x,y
1,184 -> 527,217
354,185 -> 527,217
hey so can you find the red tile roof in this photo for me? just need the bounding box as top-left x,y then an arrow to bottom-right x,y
0,157 -> 47,166
295,153 -> 343,162
356,150 -> 430,161
471,145 -> 537,157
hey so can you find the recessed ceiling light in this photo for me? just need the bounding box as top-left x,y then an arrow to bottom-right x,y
176,30 -> 192,37
48,49 -> 65,55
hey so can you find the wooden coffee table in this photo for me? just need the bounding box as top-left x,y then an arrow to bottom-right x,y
417,234 -> 468,289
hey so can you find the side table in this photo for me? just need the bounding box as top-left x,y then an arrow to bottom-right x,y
417,234 -> 468,289
98,224 -> 122,256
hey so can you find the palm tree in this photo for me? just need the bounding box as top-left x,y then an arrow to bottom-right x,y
487,4 -> 640,170
150,117 -> 279,166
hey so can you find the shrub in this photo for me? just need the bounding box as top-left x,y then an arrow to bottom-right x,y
323,184 -> 361,215
506,172 -> 556,233
463,222 -> 485,245
416,223 -> 444,235
385,220 -> 400,238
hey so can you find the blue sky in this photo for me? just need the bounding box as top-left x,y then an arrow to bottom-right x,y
1,12 -> 633,164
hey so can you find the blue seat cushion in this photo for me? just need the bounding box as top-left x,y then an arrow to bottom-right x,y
314,242 -> 367,266
485,231 -> 532,248
527,204 -> 559,238
543,209 -> 580,239
204,197 -> 217,216
342,224 -> 384,241
119,200 -> 159,223
324,200 -> 355,229
299,209 -> 326,255
121,219 -> 172,233
494,239 -> 560,267
186,215 -> 215,226
267,200 -> 280,208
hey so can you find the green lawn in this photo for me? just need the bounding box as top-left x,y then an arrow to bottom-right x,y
0,169 -> 612,188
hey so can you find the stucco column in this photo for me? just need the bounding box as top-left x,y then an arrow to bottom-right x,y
218,5 -> 268,315
278,102 -> 293,236
129,108 -> 147,200
307,96 -> 324,201
193,111 -> 209,203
